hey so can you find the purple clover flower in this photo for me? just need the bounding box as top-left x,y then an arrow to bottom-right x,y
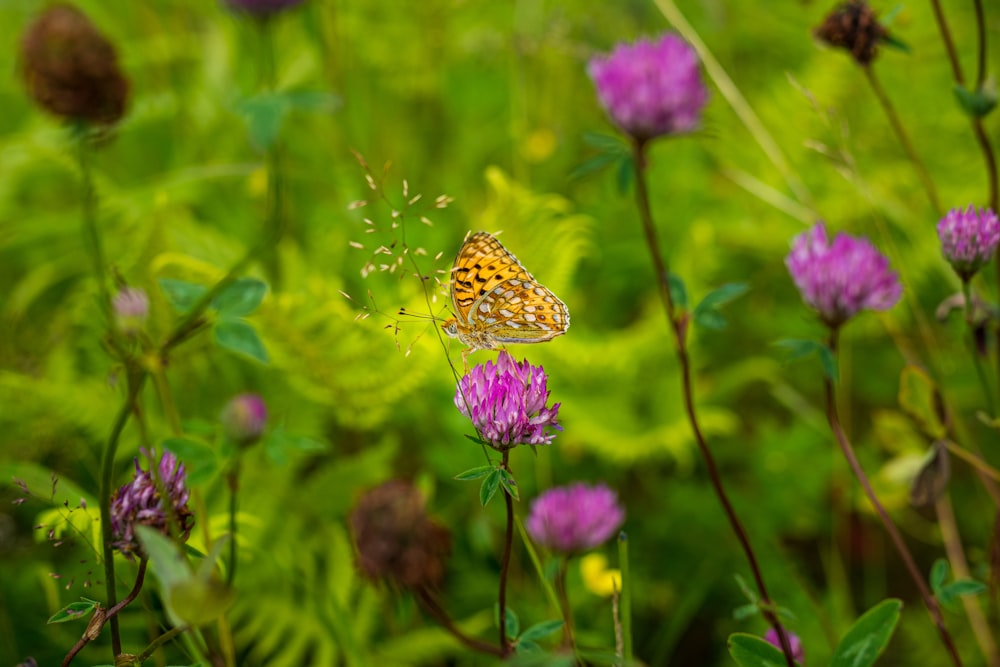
764,628 -> 805,664
937,204 -> 1000,281
588,34 -> 708,142
110,449 -> 193,558
455,351 -> 561,451
526,483 -> 625,554
221,393 -> 268,446
786,222 -> 902,328
223,0 -> 306,16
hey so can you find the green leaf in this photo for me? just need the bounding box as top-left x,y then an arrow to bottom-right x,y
504,607 -> 520,638
615,155 -> 634,194
262,424 -> 326,464
454,465 -> 494,481
734,574 -> 758,603
696,283 -> 749,312
939,579 -> 987,607
582,132 -> 629,154
568,151 -> 620,181
519,619 -> 564,641
830,599 -> 902,667
668,272 -> 688,310
694,309 -> 727,331
167,577 -> 235,626
480,469 -> 501,507
159,278 -> 207,314
214,318 -> 270,364
775,338 -> 838,381
881,33 -> 911,53
728,633 -> 788,667
48,598 -> 99,624
930,558 -> 949,594
212,278 -> 268,317
954,82 -> 997,119
733,603 -> 759,621
237,93 -> 291,151
136,525 -> 194,627
499,468 -> 520,501
284,90 -> 342,112
162,437 -> 218,486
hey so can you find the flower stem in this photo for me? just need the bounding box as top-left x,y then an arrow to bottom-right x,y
498,449 -> 514,657
936,495 -> 1000,667
226,462 -> 240,587
630,141 -> 797,667
76,130 -> 112,326
618,532 -> 633,663
99,373 -> 147,658
825,331 -> 963,666
136,625 -> 190,663
416,588 -> 504,657
862,66 -> 942,217
961,280 -> 996,408
555,556 -> 575,650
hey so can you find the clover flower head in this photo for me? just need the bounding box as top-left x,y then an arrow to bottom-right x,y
937,205 -> 1000,281
526,482 -> 625,554
764,628 -> 805,664
110,449 -> 193,558
814,0 -> 888,66
221,393 -> 268,446
454,351 -> 561,451
588,33 -> 708,142
786,222 -> 901,328
20,4 -> 128,125
349,479 -> 451,590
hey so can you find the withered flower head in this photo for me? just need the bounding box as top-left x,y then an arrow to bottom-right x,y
814,1 -> 888,66
349,480 -> 451,590
20,4 -> 129,125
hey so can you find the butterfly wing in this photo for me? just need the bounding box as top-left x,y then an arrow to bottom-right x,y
451,232 -> 569,343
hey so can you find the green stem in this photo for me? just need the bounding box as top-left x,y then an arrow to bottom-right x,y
136,625 -> 189,663
961,280 -> 995,408
631,140 -> 797,667
618,532 -> 633,663
862,66 -> 942,216
825,331 -> 963,666
498,449 -> 514,657
99,374 -> 147,657
555,557 -> 575,650
226,462 -> 240,587
77,131 -> 112,325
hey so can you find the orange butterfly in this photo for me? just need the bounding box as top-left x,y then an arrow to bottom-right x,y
442,232 -> 570,352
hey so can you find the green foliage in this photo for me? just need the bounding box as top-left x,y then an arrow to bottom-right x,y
829,599 -> 902,667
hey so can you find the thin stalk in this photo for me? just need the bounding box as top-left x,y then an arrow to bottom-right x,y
555,557 -> 575,650
630,141 -> 796,667
618,532 -> 633,663
943,442 -> 1000,486
515,516 -> 563,614
498,449 -> 514,657
936,495 -> 1000,667
961,280 -> 995,408
825,331 -> 962,666
136,625 -> 189,663
862,67 -> 943,216
99,374 -> 147,657
416,588 -> 504,657
226,461 -> 240,587
77,131 -> 112,325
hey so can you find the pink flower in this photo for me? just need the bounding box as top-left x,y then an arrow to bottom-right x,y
786,223 -> 901,328
588,34 -> 708,141
527,483 -> 625,554
937,205 -> 1000,281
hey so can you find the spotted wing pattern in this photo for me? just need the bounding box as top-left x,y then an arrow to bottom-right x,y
447,232 -> 569,350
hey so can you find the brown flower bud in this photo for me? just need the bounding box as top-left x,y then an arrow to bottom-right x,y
814,1 -> 888,66
20,4 -> 129,125
349,480 -> 451,590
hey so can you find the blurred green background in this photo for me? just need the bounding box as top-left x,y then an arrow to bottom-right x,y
1,0 -> 998,665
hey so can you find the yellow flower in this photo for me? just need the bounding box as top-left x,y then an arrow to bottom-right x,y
580,553 -> 621,597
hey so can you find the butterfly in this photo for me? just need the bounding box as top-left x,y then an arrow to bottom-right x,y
442,231 -> 570,352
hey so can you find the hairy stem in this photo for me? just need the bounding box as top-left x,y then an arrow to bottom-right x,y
825,332 -> 962,666
862,66 -> 942,216
631,140 -> 796,667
